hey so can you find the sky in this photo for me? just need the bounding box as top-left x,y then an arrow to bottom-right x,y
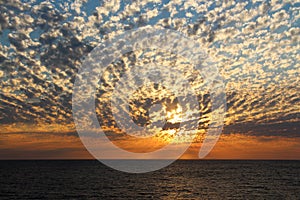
0,0 -> 299,160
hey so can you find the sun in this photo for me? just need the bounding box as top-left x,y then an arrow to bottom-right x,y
166,106 -> 182,124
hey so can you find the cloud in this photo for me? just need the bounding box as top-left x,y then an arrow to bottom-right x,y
182,134 -> 300,160
0,132 -> 92,159
0,0 -> 299,144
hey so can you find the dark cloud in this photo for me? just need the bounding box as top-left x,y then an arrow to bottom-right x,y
224,121 -> 300,137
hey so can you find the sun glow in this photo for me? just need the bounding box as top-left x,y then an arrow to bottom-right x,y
166,106 -> 182,124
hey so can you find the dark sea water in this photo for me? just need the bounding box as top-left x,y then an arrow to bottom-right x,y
0,160 -> 299,199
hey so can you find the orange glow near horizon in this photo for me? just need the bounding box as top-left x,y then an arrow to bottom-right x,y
1,127 -> 300,160
181,134 -> 300,160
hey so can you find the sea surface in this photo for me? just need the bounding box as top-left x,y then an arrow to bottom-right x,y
0,160 -> 299,199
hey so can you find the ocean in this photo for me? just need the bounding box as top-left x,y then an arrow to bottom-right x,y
0,160 -> 299,199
